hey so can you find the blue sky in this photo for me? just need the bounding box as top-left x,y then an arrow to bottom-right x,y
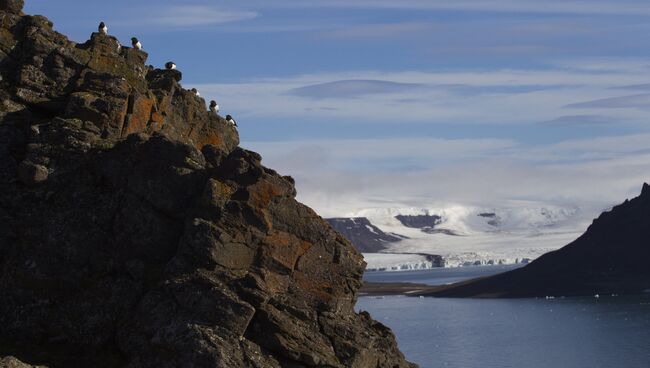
25,0 -> 650,215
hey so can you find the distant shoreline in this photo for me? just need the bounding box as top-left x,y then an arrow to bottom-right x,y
360,281 -> 650,298
359,282 -> 438,296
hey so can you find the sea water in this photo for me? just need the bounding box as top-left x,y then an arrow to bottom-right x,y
358,266 -> 650,368
363,264 -> 523,285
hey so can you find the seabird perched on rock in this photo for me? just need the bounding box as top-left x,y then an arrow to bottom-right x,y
226,114 -> 238,127
131,37 -> 142,50
209,100 -> 219,114
191,88 -> 201,97
98,22 -> 108,35
165,61 -> 177,70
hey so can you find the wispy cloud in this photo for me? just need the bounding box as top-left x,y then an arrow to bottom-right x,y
248,137 -> 517,168
533,133 -> 650,160
249,0 -> 650,16
566,93 -> 650,109
288,80 -> 426,99
119,5 -> 258,28
317,22 -> 437,40
191,64 -> 650,125
613,83 -> 650,91
552,59 -> 650,74
539,115 -> 615,126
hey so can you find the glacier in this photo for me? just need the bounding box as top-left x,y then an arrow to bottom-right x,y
353,203 -> 599,271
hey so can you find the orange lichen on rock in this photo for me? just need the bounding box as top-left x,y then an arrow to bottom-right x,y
248,177 -> 289,208
121,93 -> 154,137
263,230 -> 313,271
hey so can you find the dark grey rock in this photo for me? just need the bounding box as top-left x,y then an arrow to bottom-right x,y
0,6 -> 416,368
0,0 -> 23,14
17,161 -> 48,185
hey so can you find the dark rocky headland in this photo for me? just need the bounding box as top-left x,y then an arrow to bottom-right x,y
422,184 -> 650,298
0,1 -> 416,367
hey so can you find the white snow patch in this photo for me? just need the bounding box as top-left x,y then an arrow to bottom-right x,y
352,202 -> 593,270
365,224 -> 379,234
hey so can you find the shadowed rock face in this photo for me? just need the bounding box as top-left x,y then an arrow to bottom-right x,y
394,214 -> 446,234
394,215 -> 441,229
425,184 -> 650,298
326,217 -> 403,252
0,3 -> 416,367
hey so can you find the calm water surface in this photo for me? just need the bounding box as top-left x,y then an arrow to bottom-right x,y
358,266 -> 650,368
363,264 -> 523,285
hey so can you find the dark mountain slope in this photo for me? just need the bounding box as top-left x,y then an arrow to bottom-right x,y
425,184 -> 650,298
326,217 -> 403,252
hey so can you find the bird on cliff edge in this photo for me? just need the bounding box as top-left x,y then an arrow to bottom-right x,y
131,37 -> 142,50
165,61 -> 177,70
209,100 -> 219,114
191,88 -> 201,97
98,22 -> 108,35
226,114 -> 238,127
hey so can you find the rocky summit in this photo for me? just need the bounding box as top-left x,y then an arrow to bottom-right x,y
0,2 -> 415,367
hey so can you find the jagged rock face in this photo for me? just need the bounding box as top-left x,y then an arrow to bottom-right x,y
0,4 -> 415,368
428,184 -> 650,298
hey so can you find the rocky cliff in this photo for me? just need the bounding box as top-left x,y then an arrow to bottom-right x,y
425,184 -> 650,298
0,2 -> 416,367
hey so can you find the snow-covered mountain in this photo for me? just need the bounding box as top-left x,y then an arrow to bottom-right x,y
331,203 -> 596,271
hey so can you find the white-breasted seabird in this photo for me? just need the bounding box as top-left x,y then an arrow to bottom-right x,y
226,114 -> 237,127
131,37 -> 142,50
98,22 -> 108,35
191,88 -> 200,97
209,100 -> 219,114
165,61 -> 177,70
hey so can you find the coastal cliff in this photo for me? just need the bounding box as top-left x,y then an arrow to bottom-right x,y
0,1 -> 415,367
